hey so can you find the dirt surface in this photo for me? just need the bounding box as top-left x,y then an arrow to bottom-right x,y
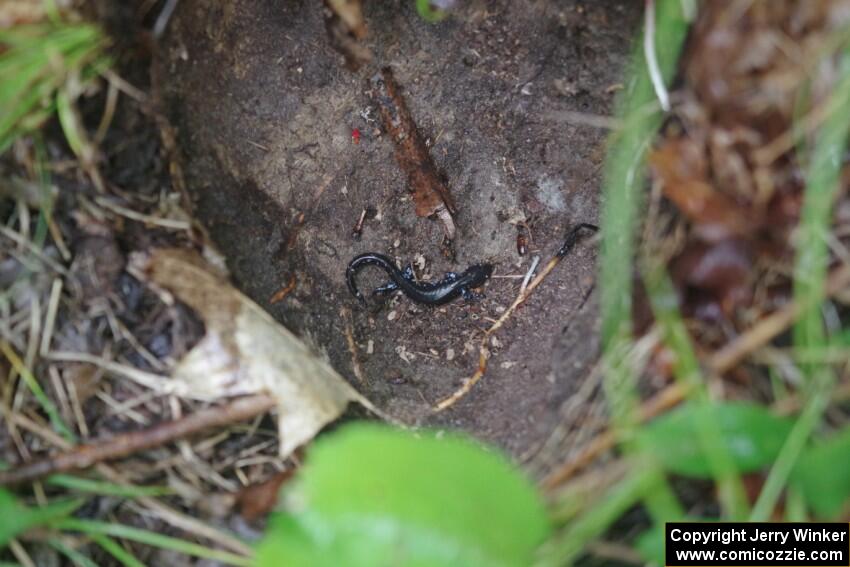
155,0 -> 641,465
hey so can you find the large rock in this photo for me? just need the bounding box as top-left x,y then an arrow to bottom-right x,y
156,0 -> 640,467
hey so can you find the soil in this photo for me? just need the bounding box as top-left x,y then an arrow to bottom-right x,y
155,0 -> 641,467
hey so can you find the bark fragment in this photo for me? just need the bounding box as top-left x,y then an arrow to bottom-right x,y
371,67 -> 457,240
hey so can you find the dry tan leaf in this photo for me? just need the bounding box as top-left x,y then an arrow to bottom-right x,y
0,0 -> 47,27
323,0 -> 372,70
129,248 -> 375,457
325,0 -> 366,39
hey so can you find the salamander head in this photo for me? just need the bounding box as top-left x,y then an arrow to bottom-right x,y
465,264 -> 493,287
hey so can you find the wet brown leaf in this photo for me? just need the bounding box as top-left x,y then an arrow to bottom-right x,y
672,238 -> 753,318
650,138 -> 752,242
237,470 -> 294,521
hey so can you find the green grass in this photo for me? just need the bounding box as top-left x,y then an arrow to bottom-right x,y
4,1 -> 850,566
0,485 -> 250,566
0,13 -> 250,567
563,0 -> 850,561
596,0 -> 690,530
750,46 -> 850,521
1,341 -> 76,443
537,466 -> 659,566
55,520 -> 252,567
49,538 -> 100,567
540,3 -> 693,562
0,20 -> 110,154
88,534 -> 146,567
643,263 -> 749,519
46,474 -> 172,498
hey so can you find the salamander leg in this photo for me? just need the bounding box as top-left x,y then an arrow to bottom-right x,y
401,264 -> 415,281
372,281 -> 399,296
461,287 -> 484,301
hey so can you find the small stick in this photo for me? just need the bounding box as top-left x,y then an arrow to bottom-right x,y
9,412 -> 253,557
94,197 -> 192,231
39,278 -> 63,356
520,256 -> 540,294
0,225 -> 69,275
0,394 -> 277,486
352,208 -> 368,240
269,275 -> 297,304
341,307 -> 367,384
371,67 -> 457,240
434,224 -> 597,412
47,351 -> 173,392
541,383 -> 686,491
708,263 -> 850,373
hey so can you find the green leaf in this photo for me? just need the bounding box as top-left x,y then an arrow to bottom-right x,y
634,524 -> 664,567
0,21 -> 107,155
0,488 -> 83,546
790,426 -> 850,518
640,402 -> 794,478
257,423 -> 550,567
634,518 -> 716,567
415,0 -> 448,22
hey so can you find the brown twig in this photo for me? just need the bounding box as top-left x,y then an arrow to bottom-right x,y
341,307 -> 367,384
708,263 -> 850,373
541,382 -> 687,491
150,75 -> 193,217
9,412 -> 253,557
434,225 -> 597,412
269,275 -> 297,304
0,394 -> 276,486
371,67 -> 457,240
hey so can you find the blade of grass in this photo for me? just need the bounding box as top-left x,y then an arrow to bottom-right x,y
55,89 -> 88,161
0,21 -> 108,154
599,0 -> 689,347
536,464 -> 659,567
598,0 -> 690,524
793,49 -> 850,351
784,488 -> 808,522
46,474 -> 172,498
751,46 -> 850,521
0,490 -> 84,547
32,140 -> 54,251
49,538 -> 101,567
0,341 -> 76,443
55,519 -> 252,567
643,263 -> 749,519
89,534 -> 146,567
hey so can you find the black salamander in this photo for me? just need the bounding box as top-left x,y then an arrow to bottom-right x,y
346,253 -> 493,306
346,224 -> 595,306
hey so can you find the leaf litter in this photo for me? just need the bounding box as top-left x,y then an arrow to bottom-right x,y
129,247 -> 378,458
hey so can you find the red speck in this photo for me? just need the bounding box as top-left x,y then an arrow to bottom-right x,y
351,128 -> 361,144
